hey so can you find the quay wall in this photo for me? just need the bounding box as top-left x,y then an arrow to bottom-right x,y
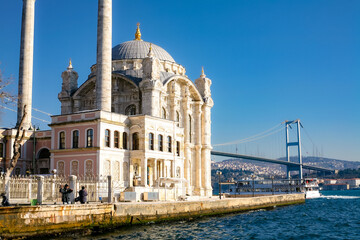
0,194 -> 305,239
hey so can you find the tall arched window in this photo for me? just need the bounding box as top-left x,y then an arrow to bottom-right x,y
176,141 -> 180,156
105,129 -> 110,147
162,107 -> 167,119
132,133 -> 139,150
123,132 -> 128,149
59,131 -> 65,149
176,111 -> 180,127
158,134 -> 163,151
189,115 -> 192,143
149,133 -> 154,150
114,131 -> 119,148
0,143 -> 3,157
167,136 -> 172,152
87,129 -> 93,147
72,130 -> 79,148
125,104 -> 136,115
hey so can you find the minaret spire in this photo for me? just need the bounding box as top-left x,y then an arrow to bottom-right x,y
67,58 -> 73,70
135,22 -> 142,41
96,0 -> 112,112
147,43 -> 153,57
17,0 -> 36,129
200,66 -> 206,78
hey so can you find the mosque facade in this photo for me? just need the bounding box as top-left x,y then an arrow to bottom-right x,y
0,0 -> 213,198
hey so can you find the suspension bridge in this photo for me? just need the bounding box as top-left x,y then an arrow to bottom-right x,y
211,119 -> 334,179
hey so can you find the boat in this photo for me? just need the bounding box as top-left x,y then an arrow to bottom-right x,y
303,178 -> 321,199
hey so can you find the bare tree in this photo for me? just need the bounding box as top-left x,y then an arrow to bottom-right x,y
0,68 -> 14,103
5,105 -> 27,179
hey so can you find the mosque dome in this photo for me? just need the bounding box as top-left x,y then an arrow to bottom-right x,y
112,40 -> 175,63
111,23 -> 175,63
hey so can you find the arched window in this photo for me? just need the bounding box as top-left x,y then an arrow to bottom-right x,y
0,143 -> 3,157
85,160 -> 93,176
189,115 -> 192,143
71,161 -> 79,176
158,134 -> 163,151
162,107 -> 167,119
38,148 -> 50,159
72,130 -> 79,148
114,131 -> 119,148
176,141 -> 180,156
149,133 -> 154,150
125,104 -> 136,116
105,129 -> 110,147
132,133 -> 139,150
59,131 -> 65,149
57,161 -> 65,176
167,136 -> 172,153
176,111 -> 180,127
87,129 -> 93,147
123,132 -> 128,149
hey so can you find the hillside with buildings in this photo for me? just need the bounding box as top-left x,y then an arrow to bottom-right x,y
211,157 -> 360,182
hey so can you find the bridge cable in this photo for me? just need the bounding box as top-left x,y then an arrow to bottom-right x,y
213,122 -> 283,147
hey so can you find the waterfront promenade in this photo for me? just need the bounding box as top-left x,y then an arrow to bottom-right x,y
0,194 -> 304,239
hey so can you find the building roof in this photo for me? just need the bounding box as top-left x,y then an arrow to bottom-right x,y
112,40 -> 175,63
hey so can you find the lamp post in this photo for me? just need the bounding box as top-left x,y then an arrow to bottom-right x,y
216,170 -> 222,199
271,176 -> 274,195
29,125 -> 40,174
251,174 -> 255,197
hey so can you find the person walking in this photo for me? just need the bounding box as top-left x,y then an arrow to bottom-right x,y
1,193 -> 10,207
59,184 -> 73,204
78,186 -> 88,204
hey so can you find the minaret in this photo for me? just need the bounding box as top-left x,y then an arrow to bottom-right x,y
17,0 -> 36,129
96,0 -> 112,112
195,67 -> 214,196
59,59 -> 78,114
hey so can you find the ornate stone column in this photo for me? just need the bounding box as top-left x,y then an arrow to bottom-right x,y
17,0 -> 36,129
141,158 -> 148,186
169,81 -> 177,121
182,85 -> 191,193
194,101 -> 202,195
96,0 -> 112,112
201,98 -> 214,196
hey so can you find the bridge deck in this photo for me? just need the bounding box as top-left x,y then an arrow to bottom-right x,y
211,151 -> 333,172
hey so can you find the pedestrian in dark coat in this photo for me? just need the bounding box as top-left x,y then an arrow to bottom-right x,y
59,184 -> 73,204
79,186 -> 88,204
1,193 -> 10,207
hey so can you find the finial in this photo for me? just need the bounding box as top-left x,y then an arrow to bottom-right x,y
68,58 -> 73,70
135,22 -> 142,41
148,43 -> 154,57
200,66 -> 206,78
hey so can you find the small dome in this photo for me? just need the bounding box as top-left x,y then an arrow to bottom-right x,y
112,40 -> 175,63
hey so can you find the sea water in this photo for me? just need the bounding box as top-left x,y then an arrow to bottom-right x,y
73,190 -> 360,240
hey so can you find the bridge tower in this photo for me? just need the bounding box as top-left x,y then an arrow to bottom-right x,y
285,119 -> 303,180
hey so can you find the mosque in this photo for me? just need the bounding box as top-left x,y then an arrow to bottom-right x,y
0,0 -> 213,198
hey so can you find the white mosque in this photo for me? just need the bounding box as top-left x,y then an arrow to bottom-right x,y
0,0 -> 214,199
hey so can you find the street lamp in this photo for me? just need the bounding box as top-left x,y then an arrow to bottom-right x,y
251,174 -> 256,197
271,176 -> 275,195
216,170 -> 222,199
29,125 -> 40,174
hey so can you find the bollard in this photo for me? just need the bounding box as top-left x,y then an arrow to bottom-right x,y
69,175 -> 77,204
107,175 -> 112,203
37,176 -> 44,205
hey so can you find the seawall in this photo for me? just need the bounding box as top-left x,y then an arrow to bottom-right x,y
0,194 -> 305,239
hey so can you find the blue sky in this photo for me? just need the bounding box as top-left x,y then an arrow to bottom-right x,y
0,1 -> 359,161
